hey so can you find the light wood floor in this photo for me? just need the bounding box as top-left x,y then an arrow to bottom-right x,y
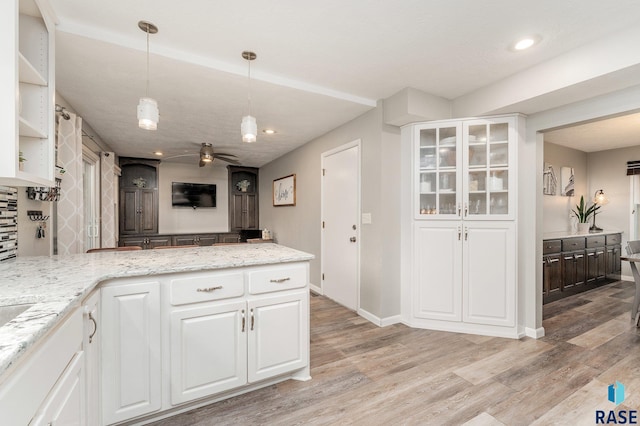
150,281 -> 640,425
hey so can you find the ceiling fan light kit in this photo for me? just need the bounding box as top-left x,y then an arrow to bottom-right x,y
137,20 -> 159,130
241,51 -> 257,143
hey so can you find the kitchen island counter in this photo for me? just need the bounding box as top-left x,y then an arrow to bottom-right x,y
0,243 -> 313,377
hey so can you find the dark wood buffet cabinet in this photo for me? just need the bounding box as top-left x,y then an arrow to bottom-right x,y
543,232 -> 621,301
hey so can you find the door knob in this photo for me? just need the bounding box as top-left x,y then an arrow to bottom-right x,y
350,237 -> 356,243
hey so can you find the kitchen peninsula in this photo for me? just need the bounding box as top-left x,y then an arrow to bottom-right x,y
0,244 -> 313,425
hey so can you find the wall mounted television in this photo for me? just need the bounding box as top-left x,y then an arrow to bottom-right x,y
172,182 -> 216,208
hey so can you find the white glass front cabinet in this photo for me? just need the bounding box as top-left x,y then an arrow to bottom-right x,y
415,117 -> 515,221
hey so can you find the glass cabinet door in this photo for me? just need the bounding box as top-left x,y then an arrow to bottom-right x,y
417,124 -> 461,218
464,119 -> 512,219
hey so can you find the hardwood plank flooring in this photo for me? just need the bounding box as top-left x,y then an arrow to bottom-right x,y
149,281 -> 640,426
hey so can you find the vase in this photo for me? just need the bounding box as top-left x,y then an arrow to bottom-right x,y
577,223 -> 590,234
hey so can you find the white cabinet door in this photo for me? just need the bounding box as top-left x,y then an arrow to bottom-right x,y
463,222 -> 516,327
170,300 -> 247,405
247,291 -> 309,383
30,351 -> 85,426
462,117 -> 516,220
101,281 -> 161,425
413,222 -> 462,321
82,290 -> 100,426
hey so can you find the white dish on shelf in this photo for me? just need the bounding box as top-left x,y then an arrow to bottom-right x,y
440,136 -> 456,145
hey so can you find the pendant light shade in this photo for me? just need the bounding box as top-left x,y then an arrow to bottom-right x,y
241,51 -> 257,143
137,97 -> 159,130
241,115 -> 257,143
138,21 -> 158,130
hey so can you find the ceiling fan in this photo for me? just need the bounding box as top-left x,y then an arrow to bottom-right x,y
197,143 -> 240,167
165,143 -> 241,167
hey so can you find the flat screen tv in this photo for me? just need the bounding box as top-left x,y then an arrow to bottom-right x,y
172,182 -> 216,208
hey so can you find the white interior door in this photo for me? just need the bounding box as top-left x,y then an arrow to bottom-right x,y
321,141 -> 360,311
83,148 -> 100,250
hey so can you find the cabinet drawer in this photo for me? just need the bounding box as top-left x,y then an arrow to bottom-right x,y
248,263 -> 307,294
543,240 -> 561,254
586,236 -> 605,248
170,271 -> 244,305
606,233 -> 621,245
562,238 -> 585,251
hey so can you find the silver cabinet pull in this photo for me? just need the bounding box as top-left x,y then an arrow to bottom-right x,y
270,277 -> 290,283
197,285 -> 223,292
548,258 -> 559,263
241,309 -> 245,332
250,308 -> 255,331
88,312 -> 97,344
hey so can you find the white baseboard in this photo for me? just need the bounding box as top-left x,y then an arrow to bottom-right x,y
525,327 -> 545,339
357,308 -> 402,327
309,283 -> 322,295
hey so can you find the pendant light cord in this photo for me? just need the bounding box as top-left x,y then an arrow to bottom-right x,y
247,57 -> 252,116
145,24 -> 150,97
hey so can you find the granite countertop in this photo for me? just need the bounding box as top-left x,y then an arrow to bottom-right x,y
542,229 -> 623,240
0,243 -> 313,378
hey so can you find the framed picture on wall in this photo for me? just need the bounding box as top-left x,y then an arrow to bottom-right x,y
560,166 -> 575,196
273,174 -> 296,206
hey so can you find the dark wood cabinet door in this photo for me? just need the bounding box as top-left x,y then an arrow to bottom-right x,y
543,254 -> 561,295
230,194 -> 244,231
586,249 -> 606,282
197,235 -> 218,246
120,189 -> 139,234
173,235 -> 197,246
606,244 -> 622,277
228,166 -> 259,231
140,189 -> 158,234
147,236 -> 171,249
119,236 -> 146,248
243,193 -> 258,229
562,250 -> 585,288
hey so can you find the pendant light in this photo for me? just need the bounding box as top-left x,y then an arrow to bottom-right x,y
241,51 -> 257,143
137,21 -> 159,130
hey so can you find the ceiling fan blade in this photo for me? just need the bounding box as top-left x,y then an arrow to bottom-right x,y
199,159 -> 205,167
214,156 -> 241,165
163,153 -> 198,160
213,152 -> 238,158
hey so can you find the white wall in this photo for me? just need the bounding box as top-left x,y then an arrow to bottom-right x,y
542,142 -> 588,233
158,162 -> 229,234
259,101 -> 402,321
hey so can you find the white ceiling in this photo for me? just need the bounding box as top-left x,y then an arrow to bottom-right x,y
544,112 -> 640,153
50,0 -> 640,166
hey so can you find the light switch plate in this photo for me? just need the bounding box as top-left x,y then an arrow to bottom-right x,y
362,213 -> 372,224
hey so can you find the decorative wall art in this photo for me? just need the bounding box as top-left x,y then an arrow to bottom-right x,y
560,166 -> 575,197
273,174 -> 296,206
543,162 -> 557,195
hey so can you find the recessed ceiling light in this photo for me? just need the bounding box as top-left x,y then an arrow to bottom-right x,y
263,129 -> 276,135
511,35 -> 541,51
153,151 -> 163,156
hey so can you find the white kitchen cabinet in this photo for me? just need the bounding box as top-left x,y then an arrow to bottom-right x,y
406,114 -> 522,338
168,264 -> 309,407
414,116 -> 516,220
30,351 -> 86,426
0,0 -> 56,186
0,308 -> 84,425
247,290 -> 309,383
83,290 -> 100,426
170,300 -> 247,405
413,222 -> 462,322
101,280 -> 162,425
